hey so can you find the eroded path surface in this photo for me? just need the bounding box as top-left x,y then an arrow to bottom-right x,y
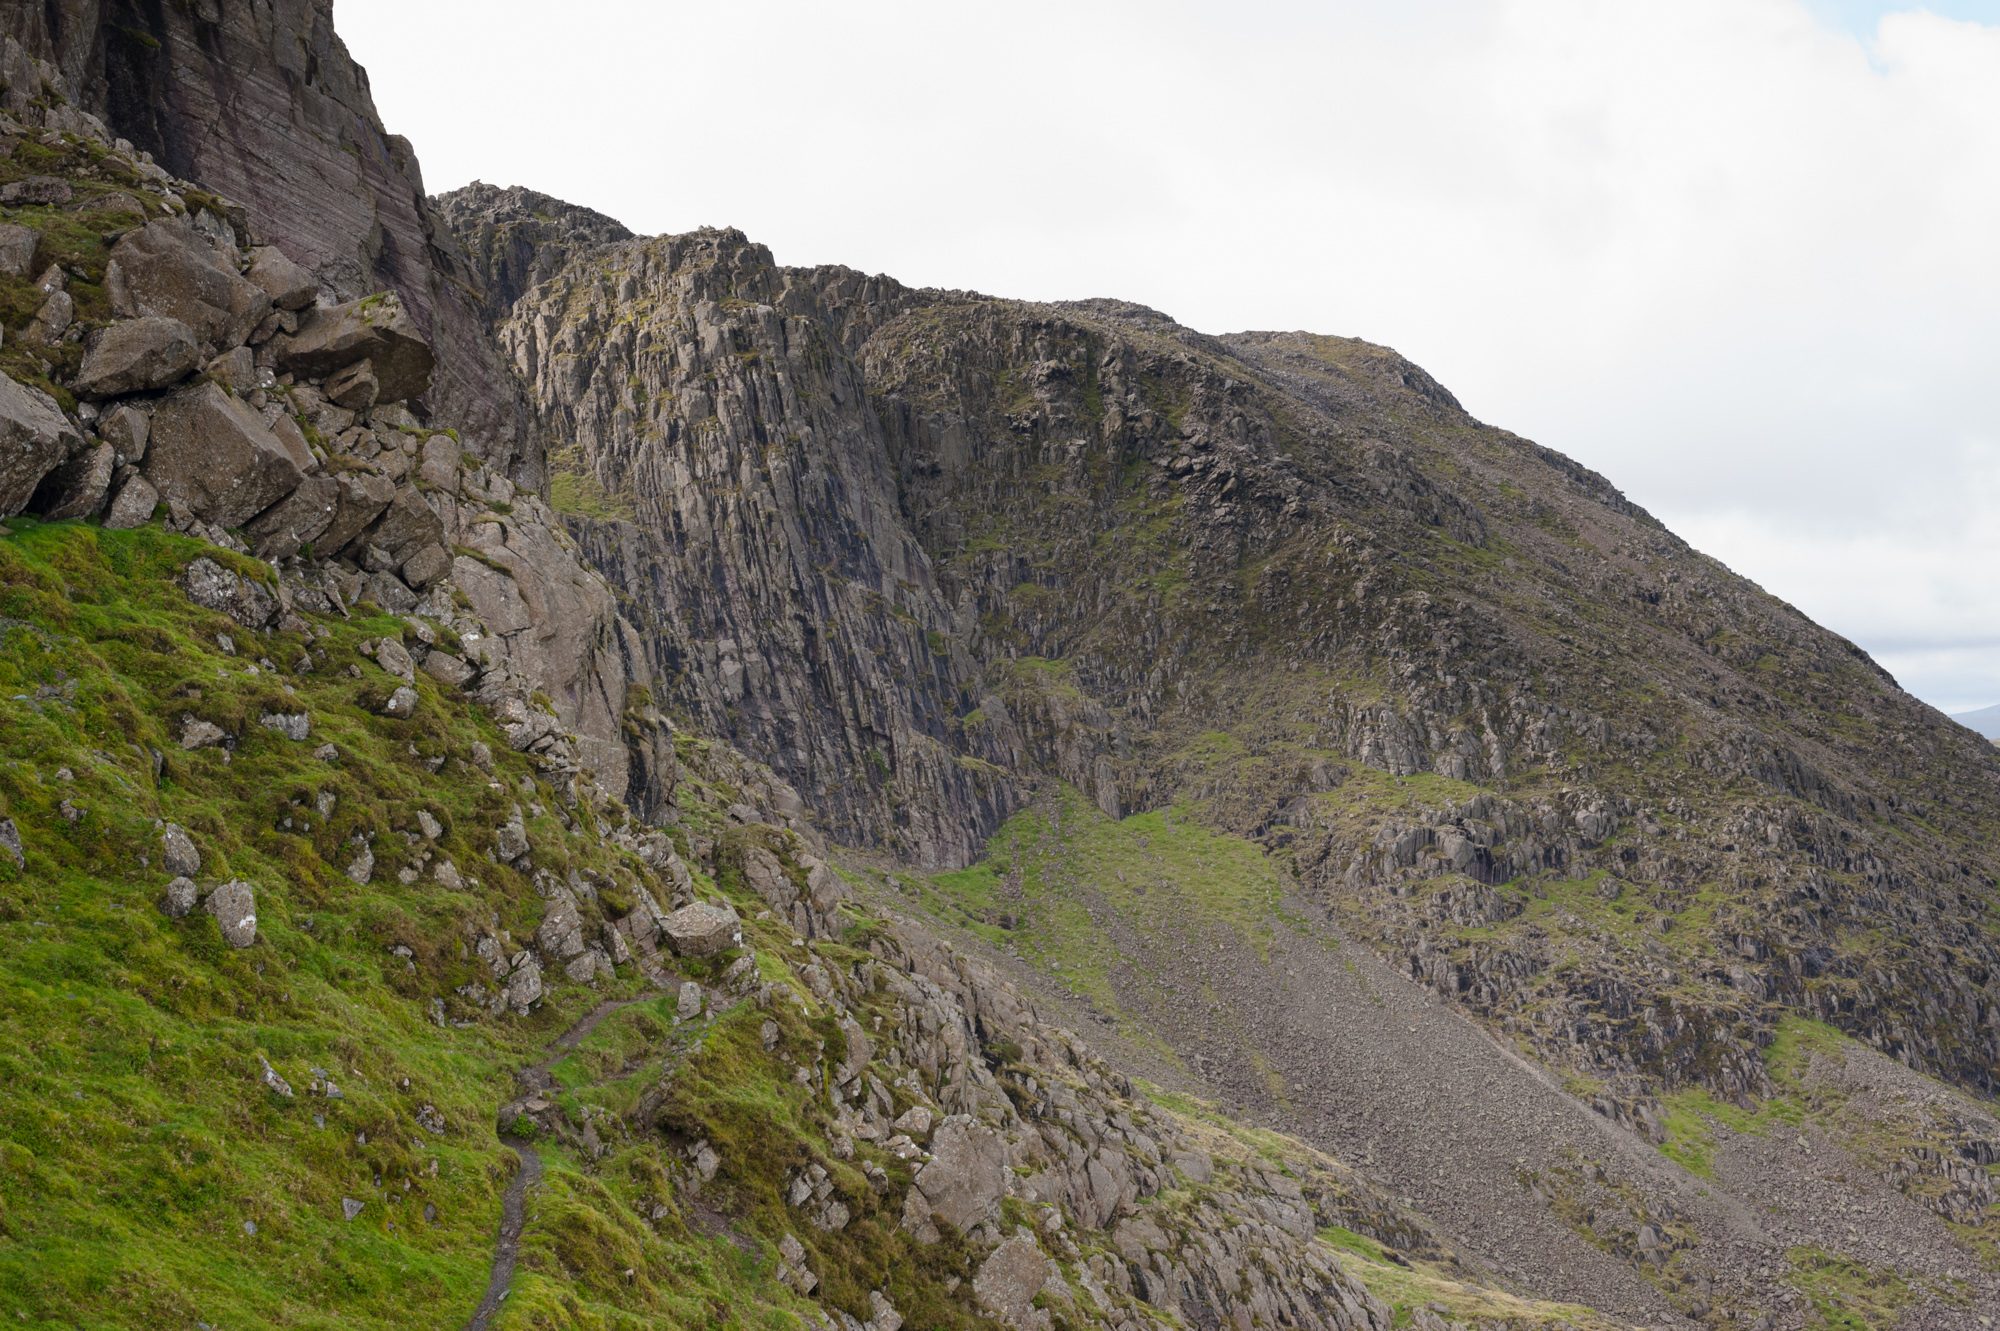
463,996 -> 658,1331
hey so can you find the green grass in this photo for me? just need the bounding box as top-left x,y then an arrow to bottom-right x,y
1316,1226 -> 1618,1329
546,446 -> 638,523
1786,1247 -> 1913,1331
0,520 -> 812,1328
919,785 -> 1287,1028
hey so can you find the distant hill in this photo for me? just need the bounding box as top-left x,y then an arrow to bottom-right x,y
1953,701 -> 2000,739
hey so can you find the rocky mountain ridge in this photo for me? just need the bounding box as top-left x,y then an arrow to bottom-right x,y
1,3 -> 1997,1329
442,182 -> 2000,1108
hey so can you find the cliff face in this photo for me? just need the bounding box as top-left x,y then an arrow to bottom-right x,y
6,2 -> 2000,1325
2,0 -> 538,484
435,201 -> 1025,866
0,14 -> 672,814
447,188 -> 2000,1115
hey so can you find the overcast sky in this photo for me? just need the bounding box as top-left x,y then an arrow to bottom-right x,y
339,0 -> 2000,714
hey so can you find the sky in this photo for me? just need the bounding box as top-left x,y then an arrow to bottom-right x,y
339,0 -> 2000,714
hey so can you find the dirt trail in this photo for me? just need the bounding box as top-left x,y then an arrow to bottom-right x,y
462,995 -> 658,1331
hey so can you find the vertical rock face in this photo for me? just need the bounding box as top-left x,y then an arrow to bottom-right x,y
472,214 -> 1020,866
449,191 -> 2000,1106
2,0 -> 538,484
432,183 -> 634,326
0,25 -> 670,818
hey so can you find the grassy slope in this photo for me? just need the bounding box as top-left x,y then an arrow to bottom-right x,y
0,520 -> 805,1328
916,786 -> 1289,1042
0,520 -> 1650,1331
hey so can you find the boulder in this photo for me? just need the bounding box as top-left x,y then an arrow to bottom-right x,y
161,823 -> 201,878
204,880 -> 258,948
376,686 -> 418,719
244,475 -> 338,558
399,542 -> 451,590
503,952 -> 543,1013
99,404 -> 149,464
259,712 -> 311,741
316,472 -> 397,554
179,716 -> 228,750
71,317 -> 200,398
372,636 -> 416,682
23,288 -> 73,346
102,472 -> 158,529
204,347 -> 257,394
662,900 -> 742,957
1,177 -> 71,205
421,650 -> 475,688
245,246 -> 317,311
162,876 -> 200,917
494,810 -> 530,863
903,1118 -> 1008,1234
973,1234 -> 1053,1331
0,818 -> 21,869
180,556 -> 279,630
144,382 -> 305,528
106,219 -> 267,351
324,359 -> 378,412
275,293 -> 434,403
535,892 -> 587,958
418,433 -> 461,491
0,223 -> 36,279
677,980 -> 704,1021
0,372 -> 80,516
350,484 -> 443,563
33,442 -> 113,520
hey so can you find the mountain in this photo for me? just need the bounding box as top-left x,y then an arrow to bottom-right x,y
0,5 -> 1996,1329
1953,702 -> 2000,740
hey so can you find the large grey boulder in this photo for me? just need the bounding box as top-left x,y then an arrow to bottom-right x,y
179,556 -> 280,630
144,382 -> 305,527
102,473 -> 159,529
161,823 -> 200,877
106,219 -> 268,352
245,246 -> 317,311
204,880 -> 258,948
662,900 -> 742,957
0,373 -> 80,516
316,472 -> 397,554
0,223 -> 36,279
33,443 -> 114,521
244,475 -> 338,558
71,317 -> 200,398
99,405 -> 149,464
162,877 -> 200,918
973,1234 -> 1053,1331
902,1117 -> 1008,1235
275,293 -> 434,403
351,483 -> 443,564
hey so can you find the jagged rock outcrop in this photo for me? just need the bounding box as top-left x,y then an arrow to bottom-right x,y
2,0 -> 538,483
436,183 -> 634,325
0,56 -> 669,813
448,208 -> 1022,866
444,191 -> 2000,1115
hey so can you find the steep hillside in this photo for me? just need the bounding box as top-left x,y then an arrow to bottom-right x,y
0,2 -> 1996,1328
446,195 -> 2000,1117
2,519 -> 1602,1331
0,21 -> 1665,1331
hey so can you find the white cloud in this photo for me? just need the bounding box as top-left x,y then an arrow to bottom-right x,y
337,0 -> 2000,712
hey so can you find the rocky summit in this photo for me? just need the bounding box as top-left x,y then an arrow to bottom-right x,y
0,5 -> 1996,1331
